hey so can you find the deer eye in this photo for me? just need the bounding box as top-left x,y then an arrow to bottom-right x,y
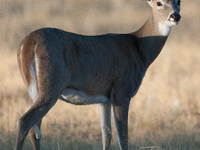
157,2 -> 163,6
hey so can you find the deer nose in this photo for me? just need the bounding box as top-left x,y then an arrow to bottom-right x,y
170,12 -> 181,22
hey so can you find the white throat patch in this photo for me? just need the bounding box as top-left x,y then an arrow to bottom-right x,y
158,21 -> 172,36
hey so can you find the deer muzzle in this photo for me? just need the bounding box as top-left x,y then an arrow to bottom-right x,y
169,11 -> 181,22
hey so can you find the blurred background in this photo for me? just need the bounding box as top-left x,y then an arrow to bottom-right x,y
0,0 -> 200,149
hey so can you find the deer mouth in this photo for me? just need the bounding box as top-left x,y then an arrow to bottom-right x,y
170,20 -> 179,26
168,11 -> 181,26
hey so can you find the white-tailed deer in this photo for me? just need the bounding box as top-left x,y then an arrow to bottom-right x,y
15,0 -> 181,150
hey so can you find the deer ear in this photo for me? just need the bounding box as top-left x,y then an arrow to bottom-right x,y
141,0 -> 152,7
147,0 -> 153,8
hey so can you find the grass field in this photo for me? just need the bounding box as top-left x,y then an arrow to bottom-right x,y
1,0 -> 200,149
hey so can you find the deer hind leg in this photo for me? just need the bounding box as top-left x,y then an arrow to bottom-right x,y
15,95 -> 58,150
28,93 -> 42,150
15,87 -> 60,150
29,120 -> 42,150
99,103 -> 112,150
113,98 -> 130,150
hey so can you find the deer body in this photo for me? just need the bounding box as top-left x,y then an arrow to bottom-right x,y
15,0 -> 181,150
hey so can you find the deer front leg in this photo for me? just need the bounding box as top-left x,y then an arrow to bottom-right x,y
113,98 -> 130,150
99,103 -> 112,150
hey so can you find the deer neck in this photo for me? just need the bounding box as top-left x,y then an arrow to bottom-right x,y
132,13 -> 170,68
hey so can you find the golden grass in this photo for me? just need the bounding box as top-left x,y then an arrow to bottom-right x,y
1,0 -> 200,149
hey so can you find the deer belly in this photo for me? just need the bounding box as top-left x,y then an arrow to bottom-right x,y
60,89 -> 109,105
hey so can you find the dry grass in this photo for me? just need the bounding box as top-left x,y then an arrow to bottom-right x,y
0,0 -> 200,149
